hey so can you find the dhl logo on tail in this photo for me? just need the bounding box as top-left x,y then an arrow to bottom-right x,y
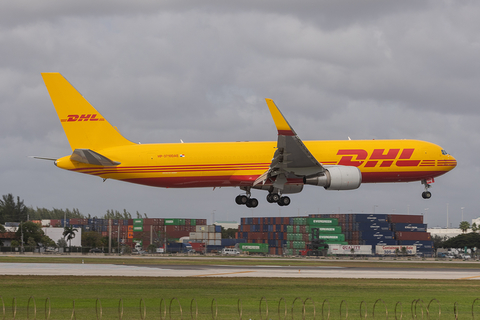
61,114 -> 105,122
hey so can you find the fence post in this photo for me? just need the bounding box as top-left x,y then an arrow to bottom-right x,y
359,301 -> 367,319
472,298 -> 480,320
44,297 -> 51,320
277,297 -> 287,320
237,299 -> 242,320
373,299 -> 388,320
303,298 -> 315,320
159,298 -> 166,320
118,299 -> 123,320
0,295 -> 4,320
70,300 -> 76,320
394,302 -> 402,320
321,299 -> 330,320
169,297 -> 183,320
339,300 -> 348,320
291,297 -> 302,320
27,296 -> 36,320
191,298 -> 198,320
95,298 -> 102,320
453,302 -> 458,320
12,297 -> 16,320
139,298 -> 146,320
210,298 -> 217,320
259,297 -> 268,320
427,299 -> 440,320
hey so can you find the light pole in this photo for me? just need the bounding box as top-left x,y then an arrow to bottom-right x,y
424,208 -> 429,224
461,207 -> 465,222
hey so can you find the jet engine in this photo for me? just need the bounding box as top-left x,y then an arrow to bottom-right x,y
304,165 -> 362,190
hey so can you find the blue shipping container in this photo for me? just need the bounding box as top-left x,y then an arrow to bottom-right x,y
353,214 -> 388,223
393,223 -> 427,232
398,240 -> 433,250
363,240 -> 398,246
360,231 -> 395,240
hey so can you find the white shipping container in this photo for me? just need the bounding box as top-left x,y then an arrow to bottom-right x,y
41,219 -> 51,227
215,233 -> 221,240
376,245 -> 416,255
196,225 -> 207,232
328,245 -> 372,255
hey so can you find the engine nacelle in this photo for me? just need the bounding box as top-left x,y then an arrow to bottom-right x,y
304,165 -> 362,190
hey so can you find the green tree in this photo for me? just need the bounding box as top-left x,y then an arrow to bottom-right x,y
221,227 -> 238,239
63,226 -> 78,247
472,222 -> 478,233
15,221 -> 52,246
0,194 -> 28,223
442,232 -> 480,249
459,221 -> 470,233
57,238 -> 67,247
82,231 -> 104,248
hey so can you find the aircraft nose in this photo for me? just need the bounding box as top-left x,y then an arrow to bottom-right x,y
441,155 -> 457,170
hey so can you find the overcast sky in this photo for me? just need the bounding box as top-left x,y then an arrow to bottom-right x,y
1,1 -> 478,227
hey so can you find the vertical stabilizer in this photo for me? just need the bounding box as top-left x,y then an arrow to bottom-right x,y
42,73 -> 134,151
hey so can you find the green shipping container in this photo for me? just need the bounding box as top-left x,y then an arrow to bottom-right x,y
238,243 -> 268,253
164,219 -> 186,226
190,219 -> 196,226
133,225 -> 143,232
292,217 -> 307,225
317,226 -> 342,233
307,218 -> 338,226
318,234 -> 345,242
133,219 -> 143,225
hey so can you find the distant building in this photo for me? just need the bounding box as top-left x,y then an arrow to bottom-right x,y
214,221 -> 239,230
428,228 -> 472,240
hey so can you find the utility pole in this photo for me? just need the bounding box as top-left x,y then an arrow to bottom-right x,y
108,219 -> 112,254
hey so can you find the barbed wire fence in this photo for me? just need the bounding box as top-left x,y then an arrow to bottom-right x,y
1,295 -> 479,319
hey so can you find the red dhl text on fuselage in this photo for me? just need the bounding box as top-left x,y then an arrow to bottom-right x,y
55,138 -> 456,188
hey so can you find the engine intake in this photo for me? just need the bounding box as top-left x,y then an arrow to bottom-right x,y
304,165 -> 362,190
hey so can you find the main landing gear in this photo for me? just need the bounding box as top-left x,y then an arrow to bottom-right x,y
235,189 -> 291,208
235,189 -> 259,208
421,179 -> 432,199
266,193 -> 291,206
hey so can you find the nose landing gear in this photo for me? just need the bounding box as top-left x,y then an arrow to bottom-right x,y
421,179 -> 433,199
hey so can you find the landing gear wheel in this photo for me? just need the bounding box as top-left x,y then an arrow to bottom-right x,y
271,193 -> 280,203
266,193 -> 280,203
235,195 -> 248,205
422,191 -> 432,199
277,196 -> 291,206
246,198 -> 259,208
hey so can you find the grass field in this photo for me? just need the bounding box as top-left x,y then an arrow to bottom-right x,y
1,256 -> 480,319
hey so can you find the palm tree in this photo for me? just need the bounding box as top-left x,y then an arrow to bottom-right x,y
459,221 -> 470,233
63,226 -> 78,247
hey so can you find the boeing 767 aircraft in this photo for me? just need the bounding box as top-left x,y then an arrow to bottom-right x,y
39,73 -> 457,208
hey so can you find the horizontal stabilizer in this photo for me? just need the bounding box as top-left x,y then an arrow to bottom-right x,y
70,149 -> 120,166
29,156 -> 57,161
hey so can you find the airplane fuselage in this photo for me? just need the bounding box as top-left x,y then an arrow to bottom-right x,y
55,139 -> 456,188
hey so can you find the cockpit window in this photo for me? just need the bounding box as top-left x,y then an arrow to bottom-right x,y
441,149 -> 449,155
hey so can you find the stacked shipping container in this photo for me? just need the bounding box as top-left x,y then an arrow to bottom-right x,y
39,218 -> 206,250
237,214 -> 433,256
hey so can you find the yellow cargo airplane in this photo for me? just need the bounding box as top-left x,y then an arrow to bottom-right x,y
39,73 -> 457,208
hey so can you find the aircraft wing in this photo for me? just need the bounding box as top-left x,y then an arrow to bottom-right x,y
254,99 -> 325,189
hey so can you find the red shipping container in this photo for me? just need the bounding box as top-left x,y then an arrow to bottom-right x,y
389,215 -> 423,224
395,231 -> 431,241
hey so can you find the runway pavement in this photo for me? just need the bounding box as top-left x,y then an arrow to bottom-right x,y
1,262 -> 480,279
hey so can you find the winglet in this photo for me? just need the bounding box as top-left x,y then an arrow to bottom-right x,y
265,99 -> 296,136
